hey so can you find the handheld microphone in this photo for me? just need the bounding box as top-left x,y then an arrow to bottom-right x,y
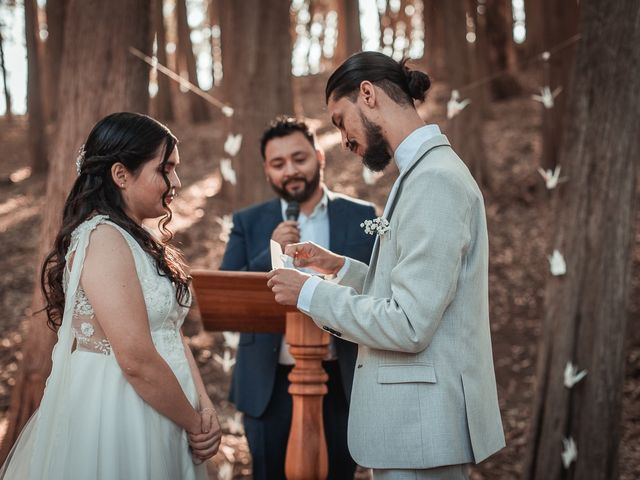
285,201 -> 300,221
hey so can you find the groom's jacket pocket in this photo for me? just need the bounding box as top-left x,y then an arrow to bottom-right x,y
377,363 -> 437,384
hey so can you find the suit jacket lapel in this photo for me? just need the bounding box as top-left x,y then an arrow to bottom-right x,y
366,135 -> 451,278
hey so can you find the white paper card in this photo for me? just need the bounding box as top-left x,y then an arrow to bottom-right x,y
270,240 -> 294,269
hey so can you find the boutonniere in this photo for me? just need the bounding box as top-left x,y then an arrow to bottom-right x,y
360,216 -> 390,237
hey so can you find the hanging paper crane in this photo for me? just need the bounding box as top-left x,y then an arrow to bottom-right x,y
362,166 -> 384,185
548,250 -> 567,276
447,90 -> 471,119
224,133 -> 243,157
222,331 -> 240,350
537,165 -> 568,189
213,350 -> 236,373
564,362 -> 587,389
561,437 -> 578,469
220,159 -> 237,186
532,86 -> 563,109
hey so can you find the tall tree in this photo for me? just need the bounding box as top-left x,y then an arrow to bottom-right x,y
151,0 -> 174,121
0,0 -> 152,461
175,0 -> 209,122
422,0 -> 445,79
442,0 -> 490,189
539,0 -> 579,169
0,21 -> 12,121
334,0 -> 362,64
44,0 -> 67,122
24,0 -> 47,173
484,0 -> 521,99
523,0 -> 543,60
525,0 -> 640,478
219,0 -> 295,208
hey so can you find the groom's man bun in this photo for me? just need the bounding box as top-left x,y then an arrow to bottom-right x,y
325,51 -> 431,106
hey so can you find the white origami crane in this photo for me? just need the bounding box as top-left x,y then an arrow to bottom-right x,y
548,250 -> 567,276
561,437 -> 577,469
216,214 -> 233,243
225,412 -> 244,435
214,350 -> 236,373
532,86 -> 563,109
221,106 -> 234,118
222,331 -> 240,350
362,166 -> 384,185
220,158 -> 237,185
224,133 -> 243,157
447,89 -> 471,119
218,462 -> 234,480
537,165 -> 568,190
564,362 -> 587,389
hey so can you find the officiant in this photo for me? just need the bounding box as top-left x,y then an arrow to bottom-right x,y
219,116 -> 376,480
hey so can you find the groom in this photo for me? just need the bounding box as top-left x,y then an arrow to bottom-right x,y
267,52 -> 505,479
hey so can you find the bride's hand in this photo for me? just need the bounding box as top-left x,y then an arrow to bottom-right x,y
188,407 -> 222,464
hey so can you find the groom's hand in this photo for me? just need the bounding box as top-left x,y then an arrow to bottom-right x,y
267,268 -> 311,305
284,241 -> 345,275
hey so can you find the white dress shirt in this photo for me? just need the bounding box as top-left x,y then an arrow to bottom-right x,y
297,124 -> 442,314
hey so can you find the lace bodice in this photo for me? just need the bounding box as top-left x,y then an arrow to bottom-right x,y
64,216 -> 191,362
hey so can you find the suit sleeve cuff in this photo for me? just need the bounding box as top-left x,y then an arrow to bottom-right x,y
334,257 -> 350,283
297,275 -> 323,314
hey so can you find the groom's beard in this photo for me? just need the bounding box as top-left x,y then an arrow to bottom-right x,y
360,113 -> 393,172
269,165 -> 322,203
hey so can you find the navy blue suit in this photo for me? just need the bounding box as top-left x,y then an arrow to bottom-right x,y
220,190 -> 376,480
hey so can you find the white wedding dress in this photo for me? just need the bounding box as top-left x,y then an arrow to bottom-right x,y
0,215 -> 207,479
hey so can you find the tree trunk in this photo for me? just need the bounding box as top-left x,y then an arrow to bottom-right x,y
442,0 -> 490,189
176,0 -> 209,122
525,0 -> 640,478
44,0 -> 67,122
422,0 -> 445,79
485,0 -> 521,99
523,0 -> 544,59
151,0 -> 174,120
25,0 -> 47,173
219,0 -> 295,208
539,0 -> 578,169
0,25 -> 12,121
334,0 -> 362,64
0,0 -> 152,462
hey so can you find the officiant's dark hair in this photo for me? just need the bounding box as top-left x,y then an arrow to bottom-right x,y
41,112 -> 191,330
260,116 -> 316,159
325,51 -> 431,106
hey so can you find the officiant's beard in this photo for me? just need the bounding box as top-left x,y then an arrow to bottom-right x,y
360,113 -> 392,172
269,166 -> 322,204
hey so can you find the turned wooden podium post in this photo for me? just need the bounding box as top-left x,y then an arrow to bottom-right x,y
192,270 -> 330,480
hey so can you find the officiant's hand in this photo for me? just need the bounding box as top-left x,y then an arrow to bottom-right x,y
284,241 -> 345,275
267,268 -> 311,305
272,220 -> 300,250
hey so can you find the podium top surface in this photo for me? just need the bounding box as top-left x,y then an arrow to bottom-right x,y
191,270 -> 295,333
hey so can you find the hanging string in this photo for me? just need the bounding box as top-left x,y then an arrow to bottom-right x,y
128,47 -> 234,117
455,34 -> 582,94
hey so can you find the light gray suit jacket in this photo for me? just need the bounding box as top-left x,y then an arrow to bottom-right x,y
307,134 -> 505,469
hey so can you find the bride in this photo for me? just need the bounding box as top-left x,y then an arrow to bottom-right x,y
1,112 -> 221,479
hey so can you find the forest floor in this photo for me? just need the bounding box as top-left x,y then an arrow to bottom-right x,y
0,70 -> 638,479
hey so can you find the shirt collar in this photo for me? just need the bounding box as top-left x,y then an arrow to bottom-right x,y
280,186 -> 329,220
393,124 -> 441,173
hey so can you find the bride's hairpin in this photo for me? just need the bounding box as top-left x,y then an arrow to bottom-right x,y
75,144 -> 86,175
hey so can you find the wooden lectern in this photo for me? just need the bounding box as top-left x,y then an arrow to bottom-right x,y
192,270 -> 330,480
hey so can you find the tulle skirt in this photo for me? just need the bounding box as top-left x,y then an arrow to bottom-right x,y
1,351 -> 207,480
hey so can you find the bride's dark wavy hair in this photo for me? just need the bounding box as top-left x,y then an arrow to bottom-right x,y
41,112 -> 191,331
